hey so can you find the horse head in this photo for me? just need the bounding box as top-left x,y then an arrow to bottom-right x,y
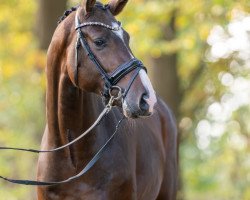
66,0 -> 157,118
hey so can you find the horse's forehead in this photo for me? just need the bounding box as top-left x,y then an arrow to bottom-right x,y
91,7 -> 116,25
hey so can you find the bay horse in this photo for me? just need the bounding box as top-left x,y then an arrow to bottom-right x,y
37,0 -> 178,199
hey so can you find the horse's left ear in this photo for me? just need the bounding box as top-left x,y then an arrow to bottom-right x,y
108,0 -> 128,16
81,0 -> 96,14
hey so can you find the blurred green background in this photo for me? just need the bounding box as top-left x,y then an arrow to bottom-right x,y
0,0 -> 250,199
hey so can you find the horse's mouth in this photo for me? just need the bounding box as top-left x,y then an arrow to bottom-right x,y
124,111 -> 152,119
102,95 -> 154,119
122,100 -> 153,119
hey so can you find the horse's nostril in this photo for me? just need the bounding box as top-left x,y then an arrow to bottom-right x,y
139,93 -> 149,112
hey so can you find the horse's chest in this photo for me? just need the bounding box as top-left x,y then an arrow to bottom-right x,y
39,173 -> 134,200
47,183 -> 107,200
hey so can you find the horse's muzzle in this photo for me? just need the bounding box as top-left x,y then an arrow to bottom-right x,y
122,92 -> 155,118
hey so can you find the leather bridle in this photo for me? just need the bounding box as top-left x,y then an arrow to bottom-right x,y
74,9 -> 147,100
0,6 -> 147,186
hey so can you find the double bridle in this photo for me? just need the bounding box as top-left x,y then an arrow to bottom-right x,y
0,6 -> 146,186
74,9 -> 147,99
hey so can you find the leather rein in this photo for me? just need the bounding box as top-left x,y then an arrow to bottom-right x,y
0,7 -> 146,186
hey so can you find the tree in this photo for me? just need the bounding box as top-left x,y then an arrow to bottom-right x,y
36,0 -> 67,50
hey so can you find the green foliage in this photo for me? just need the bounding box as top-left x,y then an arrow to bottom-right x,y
174,1 -> 250,200
0,0 -> 45,199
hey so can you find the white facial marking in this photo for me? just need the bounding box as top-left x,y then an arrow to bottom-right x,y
122,100 -> 131,118
112,22 -> 134,58
112,22 -> 125,42
139,70 -> 157,113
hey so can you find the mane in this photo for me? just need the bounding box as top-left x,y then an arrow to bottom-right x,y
57,2 -> 108,24
58,6 -> 79,24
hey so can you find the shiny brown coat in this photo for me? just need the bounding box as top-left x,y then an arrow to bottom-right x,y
37,1 -> 178,199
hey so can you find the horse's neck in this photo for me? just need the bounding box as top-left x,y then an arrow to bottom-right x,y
43,16 -> 107,168
46,72 -> 102,147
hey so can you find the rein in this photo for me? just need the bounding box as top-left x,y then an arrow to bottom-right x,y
0,98 -> 113,153
0,91 -> 124,186
0,117 -> 125,186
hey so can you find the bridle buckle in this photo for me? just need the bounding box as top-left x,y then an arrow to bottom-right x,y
106,86 -> 123,110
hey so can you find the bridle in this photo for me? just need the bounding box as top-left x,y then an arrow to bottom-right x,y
74,8 -> 147,99
0,6 -> 147,186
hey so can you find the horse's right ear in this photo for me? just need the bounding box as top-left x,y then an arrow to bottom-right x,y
108,0 -> 128,16
81,0 -> 96,14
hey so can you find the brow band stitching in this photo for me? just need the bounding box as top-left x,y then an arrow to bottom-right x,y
75,22 -> 121,31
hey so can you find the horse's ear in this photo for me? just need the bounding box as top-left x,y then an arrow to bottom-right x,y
108,0 -> 128,16
81,0 -> 96,14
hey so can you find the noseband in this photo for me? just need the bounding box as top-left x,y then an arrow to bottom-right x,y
74,9 -> 147,100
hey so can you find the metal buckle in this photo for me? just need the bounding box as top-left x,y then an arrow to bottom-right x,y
106,86 -> 123,110
109,86 -> 122,101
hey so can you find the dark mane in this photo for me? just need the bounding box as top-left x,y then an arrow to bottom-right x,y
57,2 -> 108,24
58,6 -> 79,24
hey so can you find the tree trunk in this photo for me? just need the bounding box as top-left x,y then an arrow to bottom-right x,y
149,12 -> 180,117
149,53 -> 180,116
36,0 -> 67,50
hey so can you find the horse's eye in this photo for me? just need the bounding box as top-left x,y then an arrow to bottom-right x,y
94,39 -> 106,47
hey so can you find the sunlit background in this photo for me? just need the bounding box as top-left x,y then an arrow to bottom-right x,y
0,0 -> 250,199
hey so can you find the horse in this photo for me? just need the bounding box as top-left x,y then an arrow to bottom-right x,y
36,0 -> 178,199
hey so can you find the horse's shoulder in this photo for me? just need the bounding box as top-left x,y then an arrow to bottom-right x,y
155,96 -> 178,142
156,97 -> 176,122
